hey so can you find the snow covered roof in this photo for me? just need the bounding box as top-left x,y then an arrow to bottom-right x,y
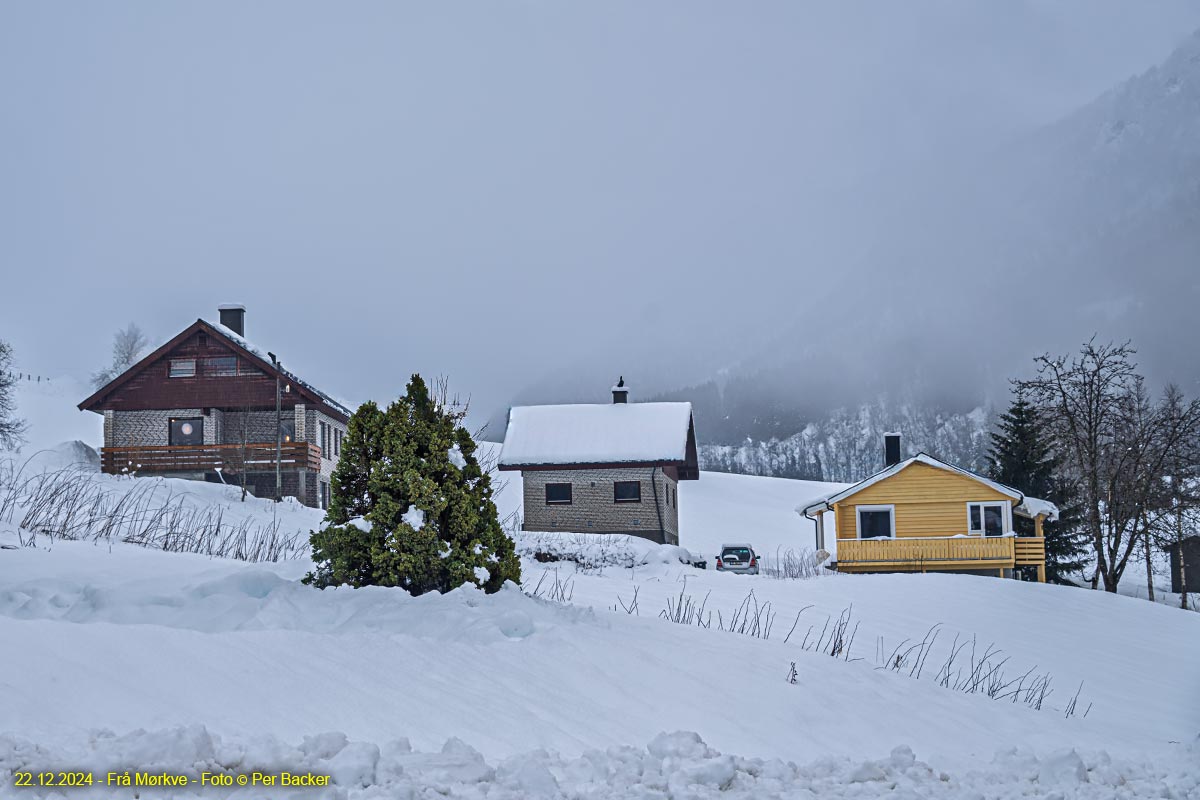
498,402 -> 697,475
205,321 -> 352,419
796,453 -> 1058,521
1014,495 -> 1059,522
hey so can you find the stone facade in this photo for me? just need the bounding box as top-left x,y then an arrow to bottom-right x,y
108,408 -> 209,447
520,467 -> 680,545
220,410 -> 282,445
104,403 -> 347,510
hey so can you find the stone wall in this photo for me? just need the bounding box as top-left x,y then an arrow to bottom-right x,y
220,409 -> 292,445
300,406 -> 347,510
519,467 -> 680,545
108,408 -> 208,447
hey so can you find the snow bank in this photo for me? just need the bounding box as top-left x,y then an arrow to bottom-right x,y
514,530 -> 697,571
2,726 -> 1194,799
5,537 -> 1194,769
0,452 -> 324,561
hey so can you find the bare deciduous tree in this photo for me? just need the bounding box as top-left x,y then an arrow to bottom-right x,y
1020,340 -> 1200,594
0,340 -> 28,450
92,323 -> 149,389
1145,386 -> 1200,608
1017,340 -> 1137,591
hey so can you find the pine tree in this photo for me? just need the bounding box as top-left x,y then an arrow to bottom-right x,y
987,390 -> 1088,584
304,375 -> 520,594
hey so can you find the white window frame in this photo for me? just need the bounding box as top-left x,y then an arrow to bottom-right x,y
855,504 -> 896,540
966,500 -> 1011,536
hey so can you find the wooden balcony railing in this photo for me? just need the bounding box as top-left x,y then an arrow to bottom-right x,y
1013,537 -> 1046,566
838,536 -> 1024,567
101,443 -> 322,475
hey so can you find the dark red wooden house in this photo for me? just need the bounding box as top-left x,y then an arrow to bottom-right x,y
79,306 -> 351,509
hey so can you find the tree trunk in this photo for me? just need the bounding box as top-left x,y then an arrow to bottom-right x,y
1102,568 -> 1119,592
1176,492 -> 1187,610
1180,541 -> 1189,610
1088,493 -> 1104,591
1143,530 -> 1155,603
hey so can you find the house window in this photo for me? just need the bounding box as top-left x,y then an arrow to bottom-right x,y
202,356 -> 238,377
168,417 -> 204,446
856,505 -> 895,539
614,480 -> 641,503
335,430 -> 342,456
168,358 -> 196,378
280,418 -> 295,444
968,502 -> 1008,537
545,483 -> 572,505
319,481 -> 329,510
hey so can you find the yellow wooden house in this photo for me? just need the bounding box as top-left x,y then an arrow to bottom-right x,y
798,443 -> 1057,582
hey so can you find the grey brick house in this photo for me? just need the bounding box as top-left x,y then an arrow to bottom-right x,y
79,306 -> 351,509
497,381 -> 699,545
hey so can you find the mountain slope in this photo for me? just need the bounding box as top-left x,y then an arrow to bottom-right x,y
649,29 -> 1200,459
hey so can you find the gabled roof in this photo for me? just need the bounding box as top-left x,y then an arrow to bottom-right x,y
78,319 -> 351,422
497,401 -> 699,478
204,321 -> 352,419
796,452 -> 1059,521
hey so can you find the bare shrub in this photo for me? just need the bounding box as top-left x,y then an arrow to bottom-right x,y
758,547 -> 825,580
866,626 -> 1087,715
660,578 -> 712,627
611,586 -> 640,615
716,590 -> 775,639
522,567 -> 575,603
0,460 -> 304,561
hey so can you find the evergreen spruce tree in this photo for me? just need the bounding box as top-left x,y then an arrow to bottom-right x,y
987,390 -> 1088,584
305,375 -> 520,594
326,400 -> 387,525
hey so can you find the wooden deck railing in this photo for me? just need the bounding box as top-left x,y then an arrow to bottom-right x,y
1013,537 -> 1046,565
838,536 -> 1017,566
101,443 -> 322,475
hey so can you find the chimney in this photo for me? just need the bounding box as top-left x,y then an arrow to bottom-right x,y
611,376 -> 629,404
884,432 -> 902,468
218,304 -> 246,336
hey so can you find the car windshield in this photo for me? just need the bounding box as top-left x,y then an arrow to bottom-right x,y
721,547 -> 752,560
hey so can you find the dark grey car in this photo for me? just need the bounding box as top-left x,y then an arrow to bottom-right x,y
716,544 -> 759,575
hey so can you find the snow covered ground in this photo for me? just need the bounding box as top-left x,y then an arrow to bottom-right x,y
1,384 -> 1197,797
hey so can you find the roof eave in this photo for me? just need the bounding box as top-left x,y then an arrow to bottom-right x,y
498,458 -> 688,472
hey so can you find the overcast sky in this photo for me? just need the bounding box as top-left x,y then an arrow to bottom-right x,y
2,2 -> 1198,427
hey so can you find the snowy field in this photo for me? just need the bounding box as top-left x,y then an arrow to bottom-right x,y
1,380 -> 1197,797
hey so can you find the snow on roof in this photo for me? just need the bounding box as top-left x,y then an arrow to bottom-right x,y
206,321 -> 353,419
1014,496 -> 1059,522
796,453 -> 1028,516
217,303 -> 246,311
499,402 -> 693,467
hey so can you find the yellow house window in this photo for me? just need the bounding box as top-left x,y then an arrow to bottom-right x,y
967,502 -> 1008,536
856,505 -> 895,539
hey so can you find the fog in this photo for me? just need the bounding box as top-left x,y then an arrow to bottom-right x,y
2,2 -> 1198,434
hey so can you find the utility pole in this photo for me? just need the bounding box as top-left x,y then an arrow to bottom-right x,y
269,351 -> 282,502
